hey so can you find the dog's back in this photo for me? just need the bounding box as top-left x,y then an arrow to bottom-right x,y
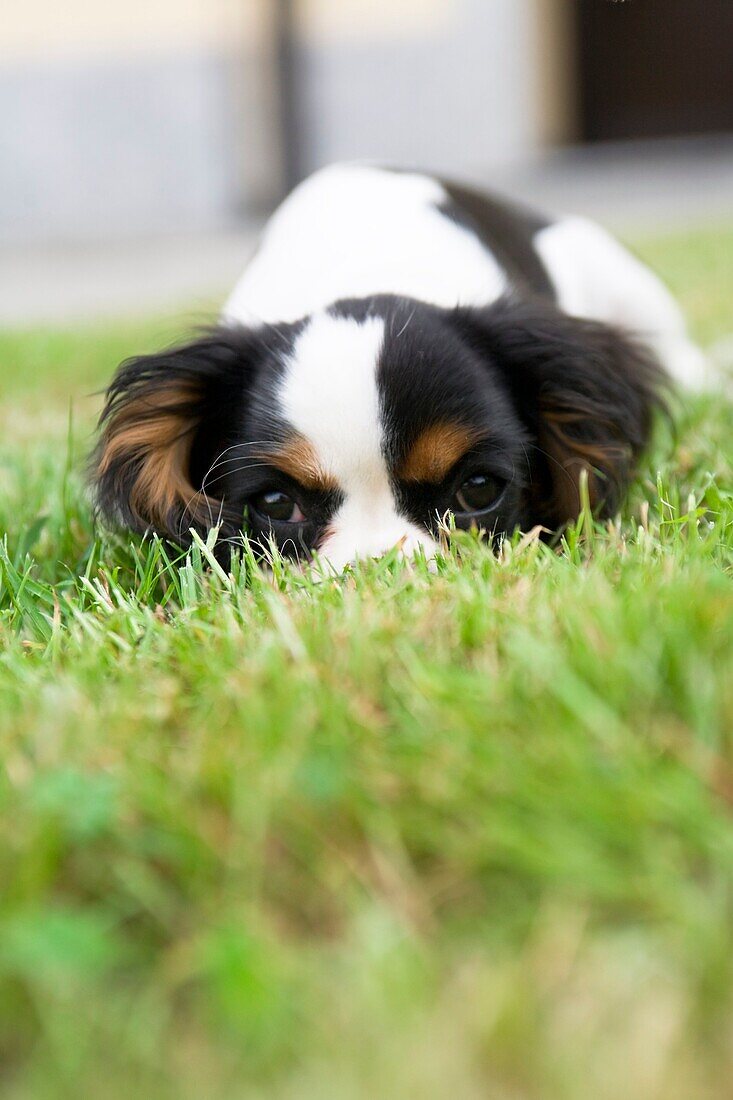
224,162 -> 706,389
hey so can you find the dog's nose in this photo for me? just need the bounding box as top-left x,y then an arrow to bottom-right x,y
318,524 -> 439,573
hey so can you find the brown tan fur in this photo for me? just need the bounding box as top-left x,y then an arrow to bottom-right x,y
96,384 -> 213,528
397,422 -> 483,484
255,434 -> 338,492
540,403 -> 631,521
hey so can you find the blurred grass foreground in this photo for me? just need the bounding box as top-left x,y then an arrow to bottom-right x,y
0,226 -> 733,1099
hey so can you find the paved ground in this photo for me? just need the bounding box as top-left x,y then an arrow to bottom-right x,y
2,139 -> 732,327
0,229 -> 258,328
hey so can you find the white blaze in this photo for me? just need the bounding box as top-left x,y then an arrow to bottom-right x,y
279,312 -> 438,569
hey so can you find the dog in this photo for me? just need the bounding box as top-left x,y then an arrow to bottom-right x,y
92,163 -> 706,569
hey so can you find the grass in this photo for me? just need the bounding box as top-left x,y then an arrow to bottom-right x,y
1,226 -> 733,1100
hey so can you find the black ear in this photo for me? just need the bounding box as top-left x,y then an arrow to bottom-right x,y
455,297 -> 667,525
91,326 -> 259,545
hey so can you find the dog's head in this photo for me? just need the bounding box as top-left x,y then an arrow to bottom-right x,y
92,296 -> 664,568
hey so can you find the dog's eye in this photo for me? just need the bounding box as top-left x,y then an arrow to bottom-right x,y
251,490 -> 306,524
452,473 -> 505,514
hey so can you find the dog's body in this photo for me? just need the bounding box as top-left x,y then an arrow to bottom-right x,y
225,165 -> 703,390
94,164 -> 704,568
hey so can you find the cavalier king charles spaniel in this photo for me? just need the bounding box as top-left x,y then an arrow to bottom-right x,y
92,164 -> 706,569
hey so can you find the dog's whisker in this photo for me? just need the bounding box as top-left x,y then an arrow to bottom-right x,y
394,307 -> 417,340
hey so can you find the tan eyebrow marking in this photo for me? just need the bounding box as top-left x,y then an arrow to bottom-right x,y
254,433 -> 338,492
397,422 -> 484,483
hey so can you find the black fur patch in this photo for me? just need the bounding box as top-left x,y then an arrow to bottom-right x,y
450,296 -> 668,524
437,178 -> 556,301
331,293 -> 665,535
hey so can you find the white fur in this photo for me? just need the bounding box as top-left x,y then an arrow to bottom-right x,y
534,216 -> 711,390
279,312 -> 437,569
224,164 -> 506,326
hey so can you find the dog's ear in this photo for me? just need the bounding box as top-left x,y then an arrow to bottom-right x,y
455,297 -> 667,526
91,327 -> 259,544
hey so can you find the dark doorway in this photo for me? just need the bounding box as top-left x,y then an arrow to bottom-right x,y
576,0 -> 733,143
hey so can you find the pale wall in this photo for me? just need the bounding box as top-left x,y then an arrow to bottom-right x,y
0,1 -> 261,61
0,0 -> 550,242
300,0 -> 537,178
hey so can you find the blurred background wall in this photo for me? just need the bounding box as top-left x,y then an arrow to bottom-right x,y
3,0 -> 732,244
0,1 -> 271,241
0,0 -> 538,242
1,0 -> 732,320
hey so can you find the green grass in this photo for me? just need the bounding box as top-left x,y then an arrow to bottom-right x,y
1,227 -> 733,1100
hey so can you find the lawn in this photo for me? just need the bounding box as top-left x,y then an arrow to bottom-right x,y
1,227 -> 733,1100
